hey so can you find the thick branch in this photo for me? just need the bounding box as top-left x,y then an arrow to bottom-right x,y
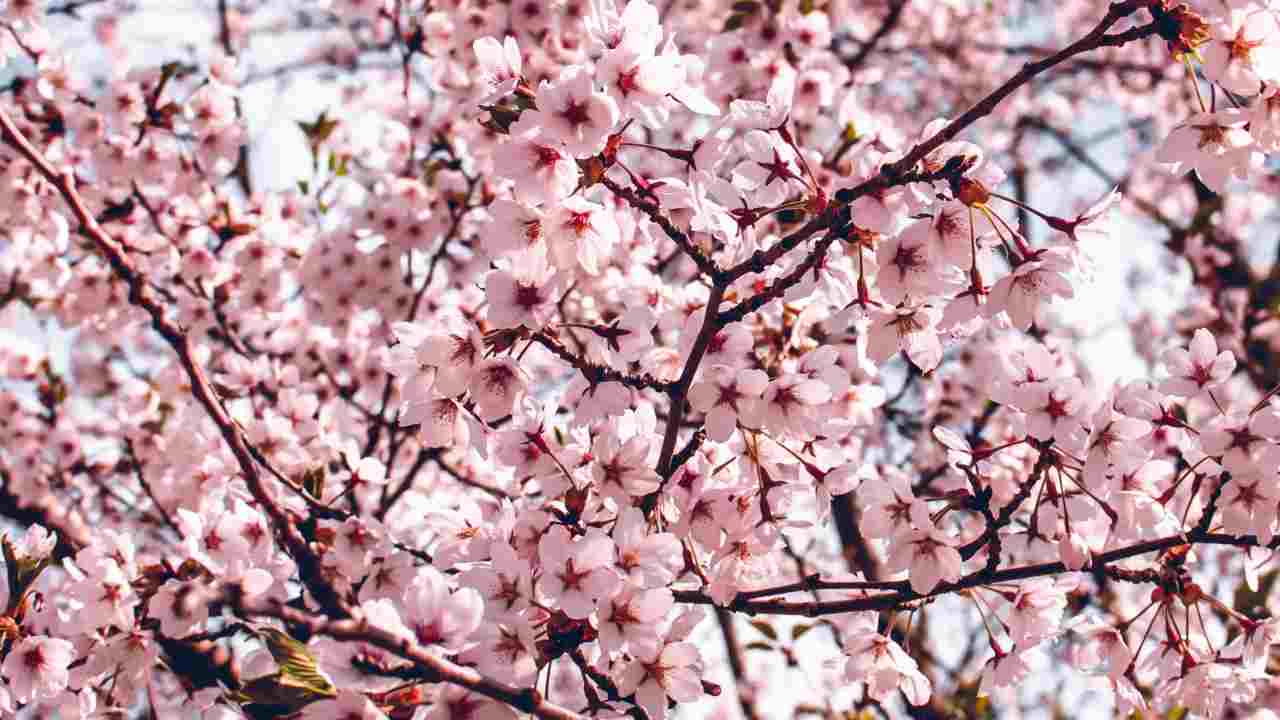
232,593 -> 587,720
653,284 -> 725,480
673,529 -> 1270,617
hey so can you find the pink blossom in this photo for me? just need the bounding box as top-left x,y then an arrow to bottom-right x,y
984,247 -> 1076,331
844,631 -> 932,706
597,585 -> 673,654
537,525 -> 622,619
613,508 -> 682,587
2,636 -> 75,703
1253,87 -> 1280,151
473,35 -> 523,104
592,428 -> 661,502
729,64 -> 795,130
865,302 -> 944,372
493,126 -> 581,206
1156,110 -> 1259,192
486,250 -> 562,330
402,566 -> 484,652
978,643 -> 1034,700
885,525 -> 964,594
613,637 -> 703,720
1073,620 -> 1134,679
687,365 -> 769,442
302,690 -> 388,720
545,196 -> 619,275
1201,6 -> 1280,95
1160,328 -> 1236,399
526,66 -> 620,158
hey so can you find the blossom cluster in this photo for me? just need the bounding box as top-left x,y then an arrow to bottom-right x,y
0,0 -> 1276,719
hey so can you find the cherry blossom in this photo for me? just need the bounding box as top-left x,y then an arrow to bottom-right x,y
302,690 -> 388,720
0,1 -> 1278,718
537,526 -> 621,619
486,251 -> 562,330
1201,5 -> 1280,96
1156,109 -> 1260,192
1160,327 -> 1236,399
1,636 -> 74,704
886,524 -> 965,594
865,302 -> 944,372
473,35 -> 523,104
687,365 -> 768,442
527,66 -> 620,158
613,636 -> 703,720
844,630 -> 932,706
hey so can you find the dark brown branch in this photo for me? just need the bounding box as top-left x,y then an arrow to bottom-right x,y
673,529 -> 1273,617
532,331 -> 675,394
231,592 -> 587,720
653,284 -> 724,480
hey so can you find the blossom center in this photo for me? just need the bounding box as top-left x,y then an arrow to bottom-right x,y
559,98 -> 592,129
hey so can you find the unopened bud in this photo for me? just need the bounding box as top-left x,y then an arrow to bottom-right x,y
956,178 -> 990,207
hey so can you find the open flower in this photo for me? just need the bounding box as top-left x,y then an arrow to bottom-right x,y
537,526 -> 621,619
545,197 -> 619,275
2,636 -> 75,704
493,124 -> 581,206
1160,328 -> 1236,399
592,429 -> 661,502
473,35 -> 523,104
613,637 -> 703,720
984,247 -> 1075,331
526,65 -> 620,157
486,250 -> 562,330
1156,110 -> 1259,192
866,302 -> 944,373
844,631 -> 932,706
1201,6 -> 1279,95
687,365 -> 769,442
885,525 -> 964,594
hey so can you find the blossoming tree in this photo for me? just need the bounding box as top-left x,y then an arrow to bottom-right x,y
0,0 -> 1279,717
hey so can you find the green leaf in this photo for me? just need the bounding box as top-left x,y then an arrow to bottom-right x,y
749,619 -> 777,640
231,673 -> 333,714
744,641 -> 774,652
3,535 -> 51,617
723,12 -> 748,32
300,466 -> 326,500
1234,569 -> 1279,618
254,627 -> 336,701
298,111 -> 340,147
